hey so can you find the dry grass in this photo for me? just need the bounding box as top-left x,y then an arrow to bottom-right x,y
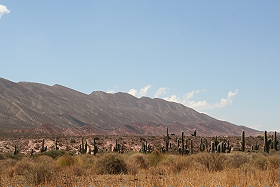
0,152 -> 279,187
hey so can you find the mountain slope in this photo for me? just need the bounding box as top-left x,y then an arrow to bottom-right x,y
0,78 -> 259,136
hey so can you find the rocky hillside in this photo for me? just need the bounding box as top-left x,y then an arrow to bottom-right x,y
0,78 -> 259,136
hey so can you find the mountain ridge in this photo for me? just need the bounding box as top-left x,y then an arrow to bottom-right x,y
0,78 -> 259,136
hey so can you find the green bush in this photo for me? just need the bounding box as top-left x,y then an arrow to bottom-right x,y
41,150 -> 66,159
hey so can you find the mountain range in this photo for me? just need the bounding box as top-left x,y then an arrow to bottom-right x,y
0,78 -> 259,137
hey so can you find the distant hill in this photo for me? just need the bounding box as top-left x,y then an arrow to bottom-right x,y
0,78 -> 259,137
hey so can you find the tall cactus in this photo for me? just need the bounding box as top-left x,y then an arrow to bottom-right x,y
30,149 -> 34,156
177,139 -> 180,149
165,127 -> 170,152
93,138 -> 98,155
226,139 -> 231,153
141,140 -> 152,153
181,132 -> 185,155
214,136 -> 219,147
240,131 -> 245,152
185,139 -> 189,150
141,140 -> 147,153
273,131 -> 278,151
190,139 -> 193,154
199,138 -> 206,152
40,139 -> 47,153
264,131 -> 271,153
210,141 -> 216,153
55,138 -> 59,150
114,139 -> 122,153
205,138 -> 208,150
79,137 -> 87,154
14,145 -> 19,155
217,141 -> 226,153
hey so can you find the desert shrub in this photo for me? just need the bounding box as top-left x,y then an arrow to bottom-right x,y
126,153 -> 148,174
5,156 -> 55,185
11,158 -> 33,176
194,152 -> 226,172
95,153 -> 127,174
251,153 -> 269,170
161,155 -> 193,174
225,153 -> 250,168
0,159 -> 17,176
70,166 -> 85,176
57,154 -> 75,167
147,152 -> 165,167
267,154 -> 279,169
128,153 -> 148,169
23,161 -> 54,185
0,153 -> 23,160
41,150 -> 65,159
76,154 -> 95,169
0,154 -> 5,160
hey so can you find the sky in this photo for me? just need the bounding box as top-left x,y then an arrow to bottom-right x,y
0,1 -> 279,131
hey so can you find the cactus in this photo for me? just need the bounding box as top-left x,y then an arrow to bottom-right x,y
273,131 -> 278,151
13,145 -> 19,155
191,130 -> 197,137
85,141 -> 88,152
30,149 -> 34,156
141,140 -> 152,153
181,132 -> 185,155
199,138 -> 206,152
226,139 -> 231,153
264,131 -> 269,153
93,138 -> 98,155
190,139 -> 193,154
40,139 -> 47,153
141,140 -> 147,153
205,138 -> 208,150
113,139 -> 123,153
165,127 -> 170,152
114,139 -> 119,152
79,137 -> 88,154
210,141 -> 216,153
214,136 -> 219,147
177,139 -> 180,149
55,138 -> 59,150
254,143 -> 260,151
88,146 -> 92,154
240,131 -> 245,152
217,142 -> 225,153
264,131 -> 271,153
185,139 -> 189,150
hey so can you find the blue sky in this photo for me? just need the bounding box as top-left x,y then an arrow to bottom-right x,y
0,0 -> 279,131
